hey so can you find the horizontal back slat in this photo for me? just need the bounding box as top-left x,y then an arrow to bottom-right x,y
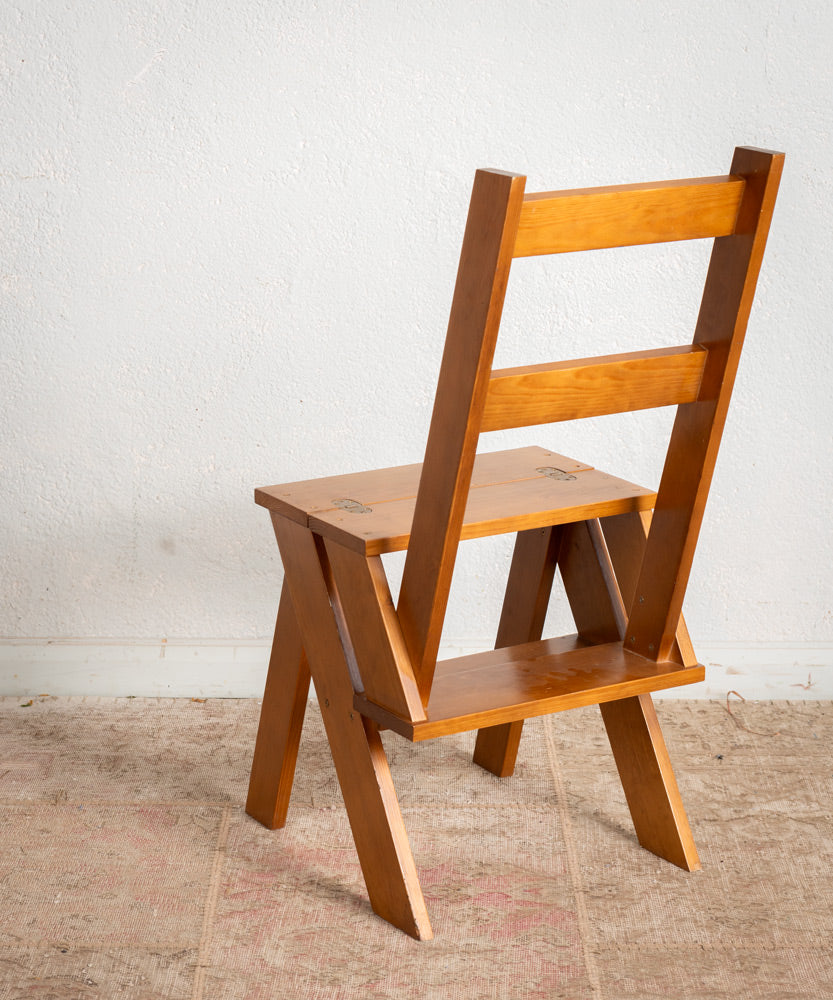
514,176 -> 745,257
481,345 -> 708,431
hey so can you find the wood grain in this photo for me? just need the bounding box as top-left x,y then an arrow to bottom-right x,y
310,462 -> 654,555
272,514 -> 432,939
255,446 -> 590,519
481,345 -> 708,431
514,175 -> 744,256
473,525 -> 562,776
556,516 -> 701,870
355,636 -> 703,741
625,147 -> 784,661
324,542 -> 426,721
397,169 -> 527,700
558,518 -> 626,644
600,694 -> 701,870
600,510 -> 697,666
245,581 -> 310,829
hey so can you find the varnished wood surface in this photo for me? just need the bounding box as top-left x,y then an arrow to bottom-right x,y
272,515 -> 433,939
473,525 -> 562,776
313,463 -> 654,555
245,582 -> 310,829
625,148 -> 784,661
245,150 -> 782,937
557,518 -> 626,644
255,446 -> 589,519
397,169 -> 528,698
481,345 -> 708,431
255,459 -> 426,524
556,516 -> 701,870
324,542 -> 426,721
257,445 -> 653,556
600,694 -> 701,870
355,636 -> 703,741
601,510 -> 697,666
514,175 -> 745,256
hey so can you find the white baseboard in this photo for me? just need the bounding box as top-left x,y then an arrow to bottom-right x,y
1,638 -> 831,700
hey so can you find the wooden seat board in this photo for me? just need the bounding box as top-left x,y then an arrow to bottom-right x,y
255,446 -> 591,521
355,635 -> 704,741
256,445 -> 654,555
310,465 -> 656,555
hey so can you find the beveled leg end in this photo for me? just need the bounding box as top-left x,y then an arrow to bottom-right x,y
601,694 -> 700,873
244,796 -> 288,831
371,899 -> 434,940
473,720 -> 524,777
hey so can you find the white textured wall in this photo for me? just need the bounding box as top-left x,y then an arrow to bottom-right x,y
2,2 -> 832,665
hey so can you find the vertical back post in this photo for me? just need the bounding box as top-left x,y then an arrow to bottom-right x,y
397,169 -> 526,701
626,147 -> 784,661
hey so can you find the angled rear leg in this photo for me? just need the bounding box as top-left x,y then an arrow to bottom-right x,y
560,517 -> 700,871
246,581 -> 311,829
473,525 -> 561,777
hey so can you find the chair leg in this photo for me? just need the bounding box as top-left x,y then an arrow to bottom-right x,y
473,526 -> 561,777
600,694 -> 700,870
559,518 -> 699,870
246,581 -> 311,829
601,509 -> 698,666
271,514 -> 433,940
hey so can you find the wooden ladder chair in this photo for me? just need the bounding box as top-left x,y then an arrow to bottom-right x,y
246,146 -> 783,939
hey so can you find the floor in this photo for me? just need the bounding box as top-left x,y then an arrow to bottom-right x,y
1,695 -> 831,999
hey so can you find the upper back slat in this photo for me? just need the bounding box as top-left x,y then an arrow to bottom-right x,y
514,175 -> 745,257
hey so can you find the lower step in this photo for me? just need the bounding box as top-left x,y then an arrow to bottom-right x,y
354,634 -> 704,741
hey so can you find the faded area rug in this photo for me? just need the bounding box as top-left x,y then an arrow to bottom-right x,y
0,696 -> 831,999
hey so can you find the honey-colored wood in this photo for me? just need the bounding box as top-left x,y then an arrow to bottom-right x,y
245,581 -> 310,829
310,460 -> 654,556
255,459 -> 426,525
557,518 -> 626,644
354,637 -> 703,741
473,525 -> 562,776
324,542 -> 426,721
556,518 -> 701,870
255,446 -> 591,522
601,510 -> 696,666
254,444 -> 642,556
599,694 -> 701,870
481,345 -> 708,431
625,148 -> 784,662
514,175 -> 745,257
271,514 -> 432,939
397,170 -> 527,699
248,148 -> 782,937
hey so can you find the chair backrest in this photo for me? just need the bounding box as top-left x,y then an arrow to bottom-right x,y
396,147 -> 784,702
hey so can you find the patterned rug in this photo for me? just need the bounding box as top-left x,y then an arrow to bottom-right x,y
1,696 -> 831,999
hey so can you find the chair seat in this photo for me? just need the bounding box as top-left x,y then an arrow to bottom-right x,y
255,445 -> 656,555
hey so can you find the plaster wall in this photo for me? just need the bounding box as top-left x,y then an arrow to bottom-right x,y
2,1 -> 832,692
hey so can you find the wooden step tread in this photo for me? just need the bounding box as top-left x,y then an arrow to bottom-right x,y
256,446 -> 655,555
354,634 -> 704,741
